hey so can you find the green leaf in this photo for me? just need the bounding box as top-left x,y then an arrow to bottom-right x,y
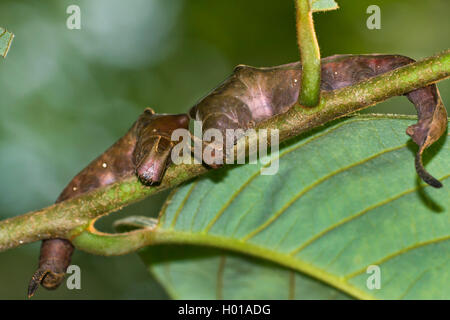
140,245 -> 350,300
310,0 -> 339,12
132,115 -> 449,299
0,27 -> 14,58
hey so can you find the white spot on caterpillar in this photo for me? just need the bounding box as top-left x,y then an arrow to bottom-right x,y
102,162 -> 108,168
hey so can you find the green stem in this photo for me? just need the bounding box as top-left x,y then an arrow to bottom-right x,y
0,50 -> 449,252
73,226 -> 375,300
296,0 -> 321,107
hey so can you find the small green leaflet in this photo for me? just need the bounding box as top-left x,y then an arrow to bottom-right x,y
0,27 -> 14,58
310,0 -> 339,12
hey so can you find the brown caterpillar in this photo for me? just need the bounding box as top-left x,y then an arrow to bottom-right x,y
191,54 -> 447,186
28,110 -> 189,297
28,54 -> 447,297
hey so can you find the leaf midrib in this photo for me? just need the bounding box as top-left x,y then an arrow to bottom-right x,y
152,227 -> 376,299
152,209 -> 449,300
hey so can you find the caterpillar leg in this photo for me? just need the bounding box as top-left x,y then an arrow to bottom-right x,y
133,111 -> 190,185
190,95 -> 255,168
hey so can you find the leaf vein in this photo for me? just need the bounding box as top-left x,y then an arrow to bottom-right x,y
290,174 -> 450,256
202,118 -> 369,233
242,144 -> 408,242
170,181 -> 198,229
345,233 -> 450,280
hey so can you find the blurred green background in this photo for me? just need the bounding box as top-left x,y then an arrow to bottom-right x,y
0,0 -> 448,299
